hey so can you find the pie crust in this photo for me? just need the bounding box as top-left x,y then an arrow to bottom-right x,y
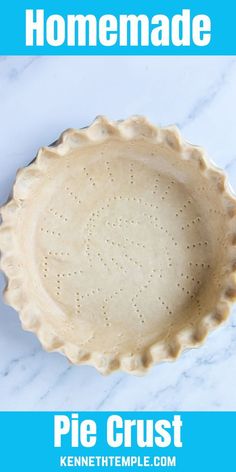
0,116 -> 236,375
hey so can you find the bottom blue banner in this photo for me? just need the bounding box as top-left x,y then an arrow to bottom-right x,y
0,412 -> 234,470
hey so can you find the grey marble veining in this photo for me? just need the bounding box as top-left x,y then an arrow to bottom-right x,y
0,56 -> 236,411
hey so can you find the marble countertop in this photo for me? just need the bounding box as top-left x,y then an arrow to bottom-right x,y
0,56 -> 236,411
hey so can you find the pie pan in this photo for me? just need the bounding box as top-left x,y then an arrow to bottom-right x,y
0,116 -> 236,375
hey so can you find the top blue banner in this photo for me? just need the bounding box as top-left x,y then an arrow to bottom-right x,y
0,0 -> 235,55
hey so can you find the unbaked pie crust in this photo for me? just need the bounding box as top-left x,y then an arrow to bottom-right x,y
0,116 -> 236,374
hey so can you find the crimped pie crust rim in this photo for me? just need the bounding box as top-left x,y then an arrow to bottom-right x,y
0,115 -> 236,375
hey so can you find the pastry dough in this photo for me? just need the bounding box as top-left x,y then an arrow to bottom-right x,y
0,116 -> 236,374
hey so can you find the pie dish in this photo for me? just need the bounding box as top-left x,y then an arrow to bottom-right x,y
0,116 -> 236,375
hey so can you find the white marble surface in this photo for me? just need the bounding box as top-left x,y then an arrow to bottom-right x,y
0,56 -> 236,411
